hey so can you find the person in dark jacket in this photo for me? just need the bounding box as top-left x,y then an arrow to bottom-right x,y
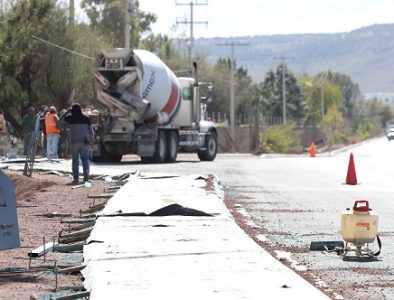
22,106 -> 37,155
63,103 -> 94,184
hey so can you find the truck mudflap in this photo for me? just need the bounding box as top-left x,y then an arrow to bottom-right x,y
135,126 -> 158,158
137,142 -> 156,157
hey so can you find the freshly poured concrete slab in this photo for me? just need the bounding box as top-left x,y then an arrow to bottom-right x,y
83,174 -> 329,299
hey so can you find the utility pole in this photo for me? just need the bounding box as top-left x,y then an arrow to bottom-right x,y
217,42 -> 249,143
274,56 -> 291,125
282,62 -> 286,125
124,0 -> 140,49
124,0 -> 133,49
176,1 -> 208,74
69,0 -> 74,26
69,0 -> 75,104
317,73 -> 327,120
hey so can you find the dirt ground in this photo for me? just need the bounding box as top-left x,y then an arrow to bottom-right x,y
0,169 -> 111,300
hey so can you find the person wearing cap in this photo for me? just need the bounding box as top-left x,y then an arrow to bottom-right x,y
22,106 -> 37,155
63,103 -> 94,184
45,106 -> 61,159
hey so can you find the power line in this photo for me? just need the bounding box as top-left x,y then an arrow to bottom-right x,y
31,35 -> 95,61
175,1 -> 208,74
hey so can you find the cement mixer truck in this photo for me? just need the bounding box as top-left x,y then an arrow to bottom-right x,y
90,48 -> 217,163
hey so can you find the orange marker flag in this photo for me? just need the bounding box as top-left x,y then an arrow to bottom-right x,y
309,142 -> 316,157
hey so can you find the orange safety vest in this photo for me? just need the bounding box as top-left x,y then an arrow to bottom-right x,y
45,113 -> 60,133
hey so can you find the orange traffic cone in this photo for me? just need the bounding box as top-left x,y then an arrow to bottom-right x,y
346,153 -> 357,185
309,142 -> 316,157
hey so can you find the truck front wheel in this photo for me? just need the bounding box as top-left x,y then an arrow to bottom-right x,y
197,132 -> 217,161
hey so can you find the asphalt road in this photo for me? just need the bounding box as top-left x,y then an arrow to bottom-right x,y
116,136 -> 394,300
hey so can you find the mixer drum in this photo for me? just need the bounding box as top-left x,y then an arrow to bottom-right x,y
133,50 -> 181,124
95,48 -> 181,125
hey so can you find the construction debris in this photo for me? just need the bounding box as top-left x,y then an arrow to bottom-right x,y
28,242 -> 55,258
34,212 -> 74,218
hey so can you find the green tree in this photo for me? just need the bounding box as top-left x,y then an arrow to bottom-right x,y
0,0 -> 73,132
205,58 -> 231,117
321,107 -> 346,145
71,23 -> 111,107
260,63 -> 305,122
326,71 -> 361,119
300,73 -> 343,126
355,100 -> 394,140
81,0 -> 156,48
203,58 -> 256,124
234,66 -> 254,120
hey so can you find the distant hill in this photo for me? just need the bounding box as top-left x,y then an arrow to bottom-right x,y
194,24 -> 394,94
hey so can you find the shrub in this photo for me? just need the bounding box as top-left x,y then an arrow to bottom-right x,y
261,124 -> 302,153
321,107 -> 346,146
355,120 -> 380,141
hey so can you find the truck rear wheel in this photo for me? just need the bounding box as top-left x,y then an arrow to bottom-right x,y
197,132 -> 217,161
153,131 -> 167,163
92,143 -> 122,163
166,131 -> 178,163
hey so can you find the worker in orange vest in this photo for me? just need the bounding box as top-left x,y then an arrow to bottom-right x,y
45,106 -> 61,159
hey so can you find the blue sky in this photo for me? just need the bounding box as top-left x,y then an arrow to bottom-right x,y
75,0 -> 394,38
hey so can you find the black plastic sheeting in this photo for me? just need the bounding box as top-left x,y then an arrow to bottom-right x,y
149,204 -> 212,217
104,204 -> 213,217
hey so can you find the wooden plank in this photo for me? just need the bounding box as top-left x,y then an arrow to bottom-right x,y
61,227 -> 93,239
56,264 -> 85,274
50,291 -> 90,300
87,193 -> 114,199
61,218 -> 96,224
105,185 -> 122,191
80,203 -> 106,214
54,241 -> 85,253
70,220 -> 96,231
58,234 -> 89,244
